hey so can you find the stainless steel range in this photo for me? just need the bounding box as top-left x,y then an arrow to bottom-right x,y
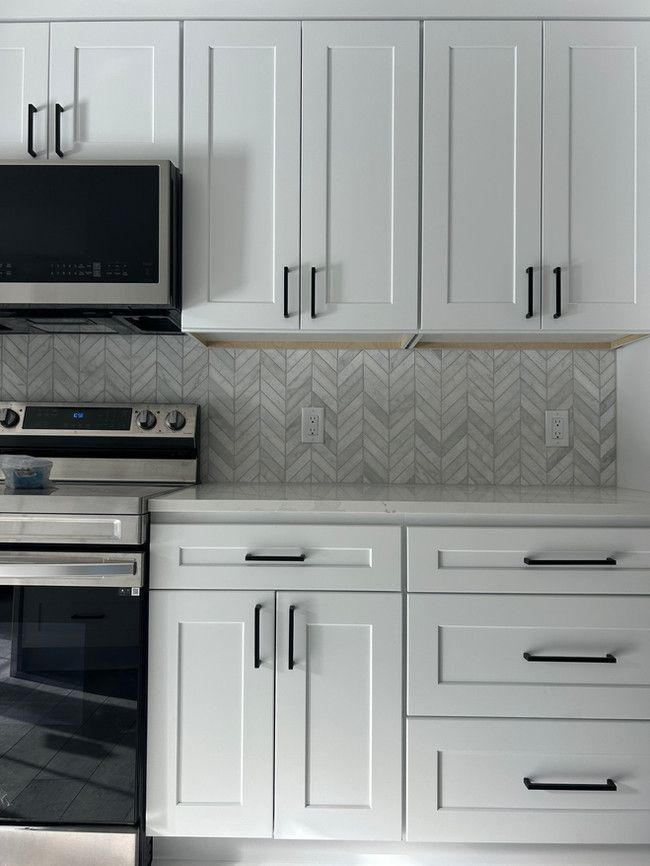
0,402 -> 199,866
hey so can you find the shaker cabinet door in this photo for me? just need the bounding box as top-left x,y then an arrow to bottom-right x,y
301,21 -> 419,331
274,591 -> 402,840
421,21 -> 542,332
182,22 -> 301,332
543,22 -> 650,330
49,21 -> 180,161
147,591 -> 275,838
0,24 -> 48,159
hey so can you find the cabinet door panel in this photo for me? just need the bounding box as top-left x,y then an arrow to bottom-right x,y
147,591 -> 274,838
421,21 -> 542,331
49,22 -> 179,161
544,22 -> 650,330
183,22 -> 301,331
301,22 -> 419,331
274,592 -> 402,840
0,24 -> 48,159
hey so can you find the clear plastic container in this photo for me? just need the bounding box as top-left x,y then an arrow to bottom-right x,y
0,455 -> 54,489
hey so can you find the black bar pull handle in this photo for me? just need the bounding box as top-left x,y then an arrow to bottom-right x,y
524,777 -> 617,792
245,553 -> 306,563
288,604 -> 296,670
311,267 -> 317,319
55,103 -> 64,158
524,556 -> 616,567
525,266 -> 534,318
254,603 -> 262,669
524,652 -> 616,664
27,104 -> 37,158
283,266 -> 290,319
70,613 -> 106,620
553,266 -> 562,318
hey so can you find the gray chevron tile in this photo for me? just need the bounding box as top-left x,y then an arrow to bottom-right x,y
520,350 -> 546,485
415,350 -> 442,483
0,336 -> 618,488
260,349 -> 286,482
311,351 -> 337,482
156,336 -> 184,403
27,336 -> 54,401
104,336 -> 130,402
337,350 -> 364,483
389,350 -> 415,483
468,350 -> 494,485
79,335 -> 106,401
2,336 -> 28,400
208,349 -> 235,483
130,336 -> 157,402
52,336 -> 80,402
441,350 -> 468,484
286,350 -> 312,483
494,350 -> 520,485
363,351 -> 389,483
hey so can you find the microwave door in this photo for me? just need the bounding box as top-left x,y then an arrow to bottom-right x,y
0,162 -> 170,307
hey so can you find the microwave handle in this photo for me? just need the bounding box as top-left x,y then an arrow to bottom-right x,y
55,103 -> 64,158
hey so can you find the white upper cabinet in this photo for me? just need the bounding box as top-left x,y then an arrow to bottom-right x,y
421,21 -> 542,331
543,22 -> 650,330
0,24 -> 48,159
49,22 -> 180,161
301,22 -> 419,331
147,591 -> 275,838
182,22 -> 301,332
274,592 -> 402,840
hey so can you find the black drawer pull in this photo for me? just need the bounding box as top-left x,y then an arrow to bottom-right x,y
553,266 -> 562,318
27,104 -> 37,157
55,103 -> 64,157
245,553 -> 306,563
254,603 -> 262,669
311,266 -> 317,319
288,604 -> 296,670
283,266 -> 290,318
523,557 -> 616,567
525,266 -> 534,318
524,777 -> 617,792
71,613 -> 106,620
524,652 -> 616,664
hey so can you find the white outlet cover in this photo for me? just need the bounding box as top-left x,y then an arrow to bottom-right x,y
545,410 -> 570,447
301,407 -> 324,444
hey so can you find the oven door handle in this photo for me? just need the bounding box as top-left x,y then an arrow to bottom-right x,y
0,559 -> 141,587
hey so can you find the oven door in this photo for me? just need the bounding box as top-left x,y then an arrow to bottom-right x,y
0,550 -> 144,827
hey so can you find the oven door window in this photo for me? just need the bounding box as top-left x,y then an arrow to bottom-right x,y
0,585 -> 141,825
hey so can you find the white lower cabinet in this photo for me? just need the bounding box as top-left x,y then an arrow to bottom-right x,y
274,592 -> 402,840
146,591 -> 275,837
147,587 -> 402,840
407,718 -> 650,843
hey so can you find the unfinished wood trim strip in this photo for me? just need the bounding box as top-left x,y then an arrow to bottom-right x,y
608,333 -> 650,350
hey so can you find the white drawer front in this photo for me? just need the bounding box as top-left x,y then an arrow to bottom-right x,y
408,594 -> 650,719
150,524 -> 401,590
407,526 -> 650,593
407,718 -> 650,843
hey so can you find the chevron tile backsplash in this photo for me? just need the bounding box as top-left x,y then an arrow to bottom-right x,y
0,335 -> 615,486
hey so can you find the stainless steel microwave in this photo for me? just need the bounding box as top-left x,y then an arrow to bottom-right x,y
0,160 -> 181,334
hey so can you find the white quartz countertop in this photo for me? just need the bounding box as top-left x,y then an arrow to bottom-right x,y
148,483 -> 650,521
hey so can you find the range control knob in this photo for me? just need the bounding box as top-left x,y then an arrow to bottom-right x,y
0,408 -> 19,429
136,409 -> 157,431
165,410 -> 186,432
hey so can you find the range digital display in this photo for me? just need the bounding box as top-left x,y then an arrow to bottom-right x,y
23,406 -> 133,431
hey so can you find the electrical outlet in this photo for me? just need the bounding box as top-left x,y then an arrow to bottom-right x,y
301,407 -> 324,444
545,410 -> 570,447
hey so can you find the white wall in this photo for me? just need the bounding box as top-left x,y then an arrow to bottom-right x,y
617,336 -> 650,489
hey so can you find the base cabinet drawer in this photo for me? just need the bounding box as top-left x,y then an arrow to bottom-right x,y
150,523 -> 400,590
408,594 -> 650,719
407,718 -> 650,843
407,527 -> 650,593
